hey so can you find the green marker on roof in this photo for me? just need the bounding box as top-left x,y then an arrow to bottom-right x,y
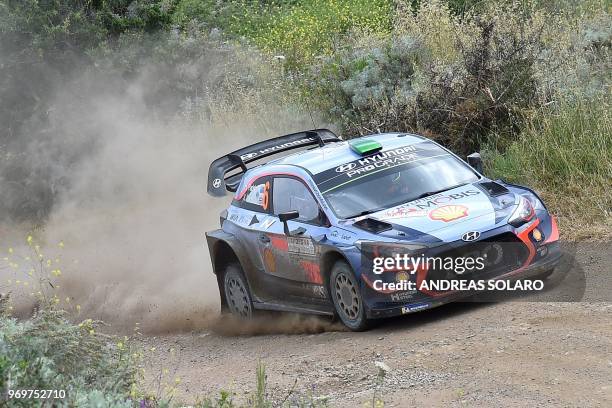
349,139 -> 383,155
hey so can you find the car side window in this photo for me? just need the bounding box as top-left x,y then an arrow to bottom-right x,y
237,176 -> 272,213
273,177 -> 320,223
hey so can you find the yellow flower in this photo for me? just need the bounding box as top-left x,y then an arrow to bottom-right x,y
76,304 -> 81,312
58,241 -> 64,248
51,269 -> 62,277
8,248 -> 13,254
27,235 -> 33,244
89,329 -> 95,335
46,259 -> 52,267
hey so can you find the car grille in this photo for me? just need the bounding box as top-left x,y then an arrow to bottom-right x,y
423,233 -> 529,282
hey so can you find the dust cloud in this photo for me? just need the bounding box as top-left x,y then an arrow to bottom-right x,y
1,42 -> 327,333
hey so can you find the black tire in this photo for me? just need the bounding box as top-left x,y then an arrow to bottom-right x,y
329,260 -> 370,331
222,264 -> 254,319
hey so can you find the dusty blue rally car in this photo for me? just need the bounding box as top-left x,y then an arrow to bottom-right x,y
205,129 -> 560,330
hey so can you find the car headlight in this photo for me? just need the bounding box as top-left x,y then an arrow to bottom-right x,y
509,196 -> 535,227
354,240 -> 426,258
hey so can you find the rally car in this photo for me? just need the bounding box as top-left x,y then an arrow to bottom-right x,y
205,129 -> 560,330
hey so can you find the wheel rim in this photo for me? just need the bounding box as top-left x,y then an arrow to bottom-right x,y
334,272 -> 360,321
226,276 -> 251,318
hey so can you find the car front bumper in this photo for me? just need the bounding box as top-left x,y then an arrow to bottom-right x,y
361,216 -> 562,319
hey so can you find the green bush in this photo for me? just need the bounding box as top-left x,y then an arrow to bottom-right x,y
486,94 -> 612,234
0,310 -> 139,407
311,14 -> 544,155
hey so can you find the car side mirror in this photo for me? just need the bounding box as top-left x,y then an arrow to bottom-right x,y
467,152 -> 483,174
278,210 -> 299,235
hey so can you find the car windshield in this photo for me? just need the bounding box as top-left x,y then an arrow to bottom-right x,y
317,144 -> 479,219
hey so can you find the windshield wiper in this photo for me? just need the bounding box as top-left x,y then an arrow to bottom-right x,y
413,182 -> 469,201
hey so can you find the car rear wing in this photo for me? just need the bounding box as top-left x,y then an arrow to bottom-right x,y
207,128 -> 341,197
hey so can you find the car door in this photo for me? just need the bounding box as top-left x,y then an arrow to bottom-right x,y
227,175 -> 277,301
256,176 -> 330,302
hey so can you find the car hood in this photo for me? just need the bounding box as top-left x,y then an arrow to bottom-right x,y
365,182 -> 517,242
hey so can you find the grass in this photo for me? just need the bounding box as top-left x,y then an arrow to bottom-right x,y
173,0 -> 393,67
486,94 -> 612,239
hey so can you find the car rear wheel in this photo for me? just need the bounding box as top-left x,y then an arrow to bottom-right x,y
223,264 -> 253,319
330,260 -> 370,331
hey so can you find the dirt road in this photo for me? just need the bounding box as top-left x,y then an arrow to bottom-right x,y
138,243 -> 612,407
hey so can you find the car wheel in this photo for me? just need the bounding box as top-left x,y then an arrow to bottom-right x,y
223,264 -> 253,319
330,260 -> 370,331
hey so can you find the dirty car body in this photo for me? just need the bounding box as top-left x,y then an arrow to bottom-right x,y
205,130 -> 561,329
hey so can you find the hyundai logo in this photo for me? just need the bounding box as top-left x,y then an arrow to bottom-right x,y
335,162 -> 357,172
462,231 -> 481,242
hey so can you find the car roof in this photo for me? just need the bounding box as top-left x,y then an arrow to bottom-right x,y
269,132 -> 427,174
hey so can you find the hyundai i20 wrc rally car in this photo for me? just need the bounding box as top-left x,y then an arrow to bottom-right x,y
205,129 -> 561,330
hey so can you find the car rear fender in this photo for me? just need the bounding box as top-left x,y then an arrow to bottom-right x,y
205,229 -> 260,307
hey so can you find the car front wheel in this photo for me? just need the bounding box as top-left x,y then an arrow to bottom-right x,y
330,260 -> 370,331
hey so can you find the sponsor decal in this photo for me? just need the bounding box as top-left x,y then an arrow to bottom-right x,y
411,189 -> 480,210
429,205 -> 469,222
335,162 -> 357,172
212,178 -> 222,188
239,138 -> 315,161
401,302 -> 430,314
336,146 -> 419,179
395,271 -> 410,282
249,215 -> 259,226
382,207 -> 428,219
229,213 -> 249,225
461,231 -> 481,242
287,236 -> 316,255
390,290 -> 416,302
308,179 -> 329,210
329,229 -> 355,243
263,248 -> 276,272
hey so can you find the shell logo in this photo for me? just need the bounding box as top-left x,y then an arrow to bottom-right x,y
429,205 -> 469,222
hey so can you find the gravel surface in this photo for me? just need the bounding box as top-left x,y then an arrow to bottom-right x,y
136,242 -> 612,407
